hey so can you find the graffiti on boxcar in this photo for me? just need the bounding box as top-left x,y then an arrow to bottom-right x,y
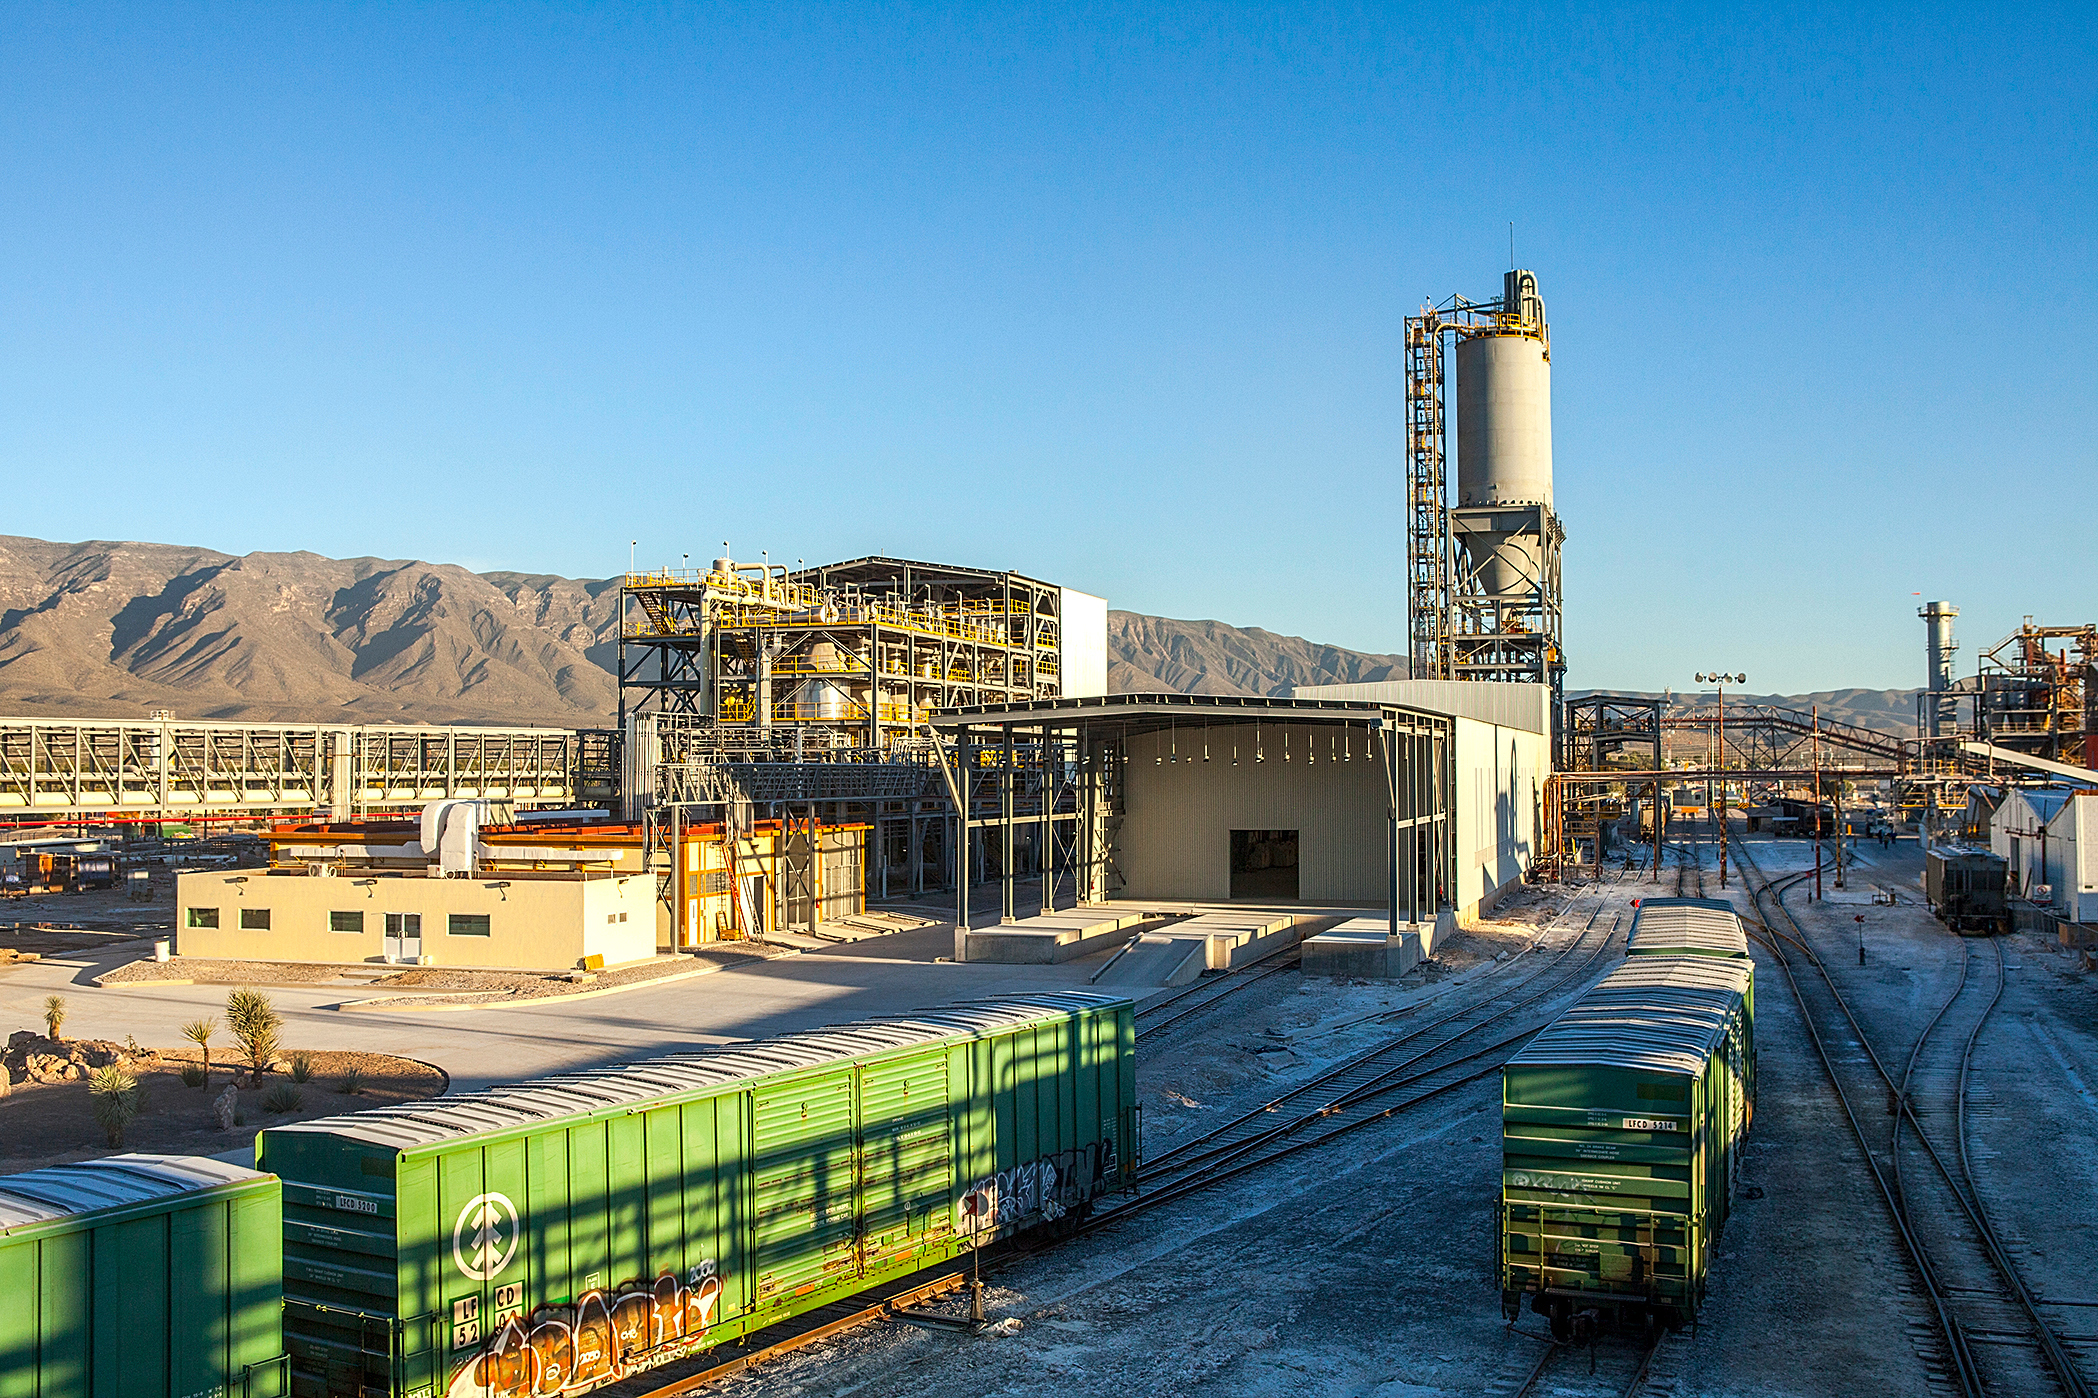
445,1262 -> 723,1398
958,1139 -> 1117,1235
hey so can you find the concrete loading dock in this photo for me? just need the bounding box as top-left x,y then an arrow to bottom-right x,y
1301,916 -> 1426,979
961,906 -> 1149,963
1091,909 -> 1302,987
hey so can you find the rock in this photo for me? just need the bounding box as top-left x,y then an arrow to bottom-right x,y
213,1084 -> 239,1131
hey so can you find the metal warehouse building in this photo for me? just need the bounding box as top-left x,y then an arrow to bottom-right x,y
929,680 -> 1548,951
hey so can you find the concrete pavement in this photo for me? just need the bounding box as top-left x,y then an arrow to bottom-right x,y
0,924 -> 1118,1095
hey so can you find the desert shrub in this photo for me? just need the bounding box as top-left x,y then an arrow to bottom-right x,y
225,989 -> 282,1084
289,1051 -> 313,1083
261,1083 -> 304,1114
337,1068 -> 365,1095
181,1063 -> 207,1088
181,1017 -> 218,1075
88,1065 -> 140,1146
42,995 -> 66,1040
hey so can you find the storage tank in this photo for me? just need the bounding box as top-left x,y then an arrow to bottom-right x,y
1455,268 -> 1552,602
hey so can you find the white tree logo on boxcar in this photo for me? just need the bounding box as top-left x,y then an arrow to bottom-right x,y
453,1192 -> 520,1281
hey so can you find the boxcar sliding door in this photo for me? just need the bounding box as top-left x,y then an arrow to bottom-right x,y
854,1051 -> 954,1274
750,1068 -> 858,1309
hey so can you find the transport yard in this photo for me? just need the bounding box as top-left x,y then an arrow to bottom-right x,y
14,819 -> 2085,1395
3,244 -> 2092,1398
582,829 -> 2087,1398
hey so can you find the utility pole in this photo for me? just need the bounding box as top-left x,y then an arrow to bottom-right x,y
1695,673 -> 1745,890
1813,704 -> 1823,901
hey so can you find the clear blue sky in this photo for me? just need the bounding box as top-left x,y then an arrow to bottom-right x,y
3,4 -> 2092,694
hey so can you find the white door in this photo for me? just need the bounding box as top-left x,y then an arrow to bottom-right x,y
384,912 -> 423,962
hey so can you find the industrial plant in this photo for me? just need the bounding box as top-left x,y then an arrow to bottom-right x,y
4,256 -> 2097,1398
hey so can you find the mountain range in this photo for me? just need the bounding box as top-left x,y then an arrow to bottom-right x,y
0,534 -> 1923,734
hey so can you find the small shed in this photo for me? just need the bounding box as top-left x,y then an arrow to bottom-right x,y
1991,788 -> 2098,924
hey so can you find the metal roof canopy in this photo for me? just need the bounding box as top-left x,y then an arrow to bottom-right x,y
926,692 -> 1454,958
792,555 -> 1058,593
930,691 -> 1415,734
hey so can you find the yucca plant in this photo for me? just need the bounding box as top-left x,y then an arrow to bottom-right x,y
261,1083 -> 304,1114
289,1051 -> 312,1084
337,1068 -> 365,1096
225,989 -> 281,1085
181,1017 -> 218,1076
180,1063 -> 207,1088
42,995 -> 66,1041
88,1065 -> 140,1146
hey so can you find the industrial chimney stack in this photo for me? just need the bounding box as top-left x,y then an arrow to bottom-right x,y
1920,600 -> 1958,739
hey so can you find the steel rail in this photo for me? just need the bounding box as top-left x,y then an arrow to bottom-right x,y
1140,890 -> 1615,1177
622,1271 -> 966,1398
1747,854 -> 2090,1397
1956,937 -> 2094,1398
622,889 -> 1620,1398
1737,853 -> 1985,1397
1505,1331 -> 1662,1398
1736,837 -> 2094,1398
1114,911 -> 1626,1217
1133,942 -> 1303,1044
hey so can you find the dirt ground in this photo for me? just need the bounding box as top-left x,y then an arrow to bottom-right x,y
0,1045 -> 445,1167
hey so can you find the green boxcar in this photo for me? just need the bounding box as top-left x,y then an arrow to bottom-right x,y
1626,898 -> 1749,960
1500,956 -> 1754,1337
1626,897 -> 1755,1043
0,1153 -> 285,1398
258,993 -> 1136,1398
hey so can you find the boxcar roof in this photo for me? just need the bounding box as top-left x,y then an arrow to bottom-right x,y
1508,957 -> 1750,1078
1626,903 -> 1750,957
267,992 -> 1127,1153
0,1153 -> 267,1232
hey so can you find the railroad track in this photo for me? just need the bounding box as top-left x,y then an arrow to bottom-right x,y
1495,1329 -> 1663,1398
1133,940 -> 1302,1045
1735,835 -> 2094,1398
1100,888 -> 1625,1222
625,883 -> 1632,1397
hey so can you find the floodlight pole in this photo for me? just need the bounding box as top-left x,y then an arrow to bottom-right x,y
1696,673 -> 1745,890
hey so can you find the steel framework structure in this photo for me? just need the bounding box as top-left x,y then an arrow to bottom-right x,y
1663,702 -> 1914,769
620,557 -> 1065,755
1403,295 -> 1567,701
0,716 -> 578,822
930,693 -> 1453,961
1976,620 -> 2097,768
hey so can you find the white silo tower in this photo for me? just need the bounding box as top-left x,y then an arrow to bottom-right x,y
1454,269 -> 1554,610
1404,268 -> 1568,712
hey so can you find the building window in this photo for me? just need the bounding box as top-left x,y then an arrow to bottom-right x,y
448,913 -> 491,937
330,910 -> 364,934
605,911 -> 628,924
187,907 -> 219,928
240,908 -> 271,931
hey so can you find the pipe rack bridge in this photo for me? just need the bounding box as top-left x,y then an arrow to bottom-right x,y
1662,703 -> 1914,766
0,715 -> 586,822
